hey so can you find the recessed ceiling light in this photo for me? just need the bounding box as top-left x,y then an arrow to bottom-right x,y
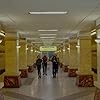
40,34 -> 56,36
29,11 -> 67,15
40,37 -> 56,39
38,29 -> 58,32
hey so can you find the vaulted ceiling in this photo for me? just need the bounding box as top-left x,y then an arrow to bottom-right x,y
0,0 -> 100,45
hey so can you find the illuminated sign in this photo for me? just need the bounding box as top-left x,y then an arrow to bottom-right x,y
40,46 -> 57,51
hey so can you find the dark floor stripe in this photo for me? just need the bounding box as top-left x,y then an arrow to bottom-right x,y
4,91 -> 42,100
23,78 -> 34,85
56,88 -> 95,100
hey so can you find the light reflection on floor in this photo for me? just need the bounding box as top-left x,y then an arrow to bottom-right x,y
2,62 -> 95,100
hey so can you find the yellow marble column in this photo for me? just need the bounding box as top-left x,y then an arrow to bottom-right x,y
19,40 -> 28,78
63,44 -> 69,72
33,48 -> 38,63
4,38 -> 21,88
0,44 -> 5,82
0,45 -> 5,70
68,39 -> 78,77
66,44 -> 69,67
32,47 -> 39,68
27,45 -> 34,72
62,46 -> 66,65
94,29 -> 100,99
76,36 -> 93,87
59,48 -> 63,68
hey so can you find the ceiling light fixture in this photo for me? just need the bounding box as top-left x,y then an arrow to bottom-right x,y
67,47 -> 70,50
16,45 -> 21,49
29,11 -> 67,15
56,37 -> 69,40
0,40 -> 2,43
95,38 -> 100,44
76,45 -> 80,48
91,31 -> 96,36
38,29 -> 58,32
63,49 -> 65,52
0,32 -> 5,37
40,34 -> 56,36
35,50 -> 40,53
40,37 -> 56,39
26,47 -> 29,50
31,49 -> 33,52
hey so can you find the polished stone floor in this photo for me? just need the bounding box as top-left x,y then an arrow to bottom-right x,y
1,62 -> 95,100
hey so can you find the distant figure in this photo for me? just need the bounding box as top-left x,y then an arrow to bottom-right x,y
36,55 -> 42,78
42,55 -> 48,75
51,54 -> 59,78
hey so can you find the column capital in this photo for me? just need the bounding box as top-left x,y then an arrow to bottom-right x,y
79,36 -> 91,40
79,31 -> 91,40
5,37 -> 17,41
5,32 -> 17,41
69,39 -> 77,44
19,39 -> 27,45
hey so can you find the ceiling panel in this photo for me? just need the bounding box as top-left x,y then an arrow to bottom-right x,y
0,0 -> 100,45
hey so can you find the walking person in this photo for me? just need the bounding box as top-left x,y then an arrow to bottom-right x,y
42,55 -> 48,75
36,55 -> 42,78
51,54 -> 59,78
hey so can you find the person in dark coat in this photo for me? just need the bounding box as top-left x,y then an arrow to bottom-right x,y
42,55 -> 48,75
51,54 -> 59,78
36,55 -> 42,78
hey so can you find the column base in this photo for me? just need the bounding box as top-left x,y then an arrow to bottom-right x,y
76,74 -> 94,87
94,88 -> 100,100
4,75 -> 21,88
94,81 -> 100,100
64,65 -> 68,72
68,68 -> 78,77
28,65 -> 34,72
19,69 -> 28,78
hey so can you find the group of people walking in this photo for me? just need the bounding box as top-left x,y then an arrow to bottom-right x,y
36,54 -> 59,78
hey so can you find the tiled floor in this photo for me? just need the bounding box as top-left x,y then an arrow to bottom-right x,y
1,62 -> 95,100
